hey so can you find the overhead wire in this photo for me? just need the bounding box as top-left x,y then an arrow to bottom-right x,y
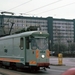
35,1 -> 75,15
0,0 -> 75,17
25,0 -> 62,13
0,0 -> 33,34
7,0 -> 32,11
0,0 -> 62,16
0,0 -> 32,15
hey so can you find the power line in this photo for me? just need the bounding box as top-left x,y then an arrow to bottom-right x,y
0,0 -> 32,13
1,0 -> 75,17
36,1 -> 75,15
0,0 -> 61,16
7,0 -> 32,11
25,0 -> 62,13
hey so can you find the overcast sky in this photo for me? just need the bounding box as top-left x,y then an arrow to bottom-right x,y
0,0 -> 75,19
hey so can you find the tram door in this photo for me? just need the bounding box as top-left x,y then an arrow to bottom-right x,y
25,37 -> 30,64
20,37 -> 26,63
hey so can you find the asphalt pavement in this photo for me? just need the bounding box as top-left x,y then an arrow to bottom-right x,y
50,56 -> 75,67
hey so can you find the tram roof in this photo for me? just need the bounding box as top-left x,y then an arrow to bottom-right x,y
0,31 -> 49,40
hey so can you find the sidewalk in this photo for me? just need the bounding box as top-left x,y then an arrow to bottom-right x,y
50,56 -> 75,66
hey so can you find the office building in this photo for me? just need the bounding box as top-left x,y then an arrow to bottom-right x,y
0,15 -> 75,46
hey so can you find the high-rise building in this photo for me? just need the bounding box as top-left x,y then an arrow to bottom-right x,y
0,15 -> 48,35
0,15 -> 75,46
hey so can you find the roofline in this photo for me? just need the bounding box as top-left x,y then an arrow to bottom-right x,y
0,31 -> 49,40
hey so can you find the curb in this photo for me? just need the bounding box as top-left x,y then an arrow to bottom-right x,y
50,64 -> 65,66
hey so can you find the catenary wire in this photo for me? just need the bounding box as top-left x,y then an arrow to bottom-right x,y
0,0 -> 75,17
0,0 -> 61,16
0,0 -> 61,13
35,1 -> 75,15
25,0 -> 62,13
7,0 -> 32,11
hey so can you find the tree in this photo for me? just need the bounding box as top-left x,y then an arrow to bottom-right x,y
52,43 -> 67,54
69,43 -> 75,54
59,43 -> 67,53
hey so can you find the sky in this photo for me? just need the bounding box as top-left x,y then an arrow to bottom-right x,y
0,0 -> 75,19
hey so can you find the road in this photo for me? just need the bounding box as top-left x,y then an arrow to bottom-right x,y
0,57 -> 75,75
0,66 -> 73,75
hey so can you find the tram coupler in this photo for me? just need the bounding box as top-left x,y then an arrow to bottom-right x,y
46,66 -> 50,69
43,67 -> 46,71
48,66 -> 50,69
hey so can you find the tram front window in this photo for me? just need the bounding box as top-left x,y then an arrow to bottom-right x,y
31,38 -> 48,50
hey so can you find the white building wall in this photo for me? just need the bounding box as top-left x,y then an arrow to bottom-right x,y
3,17 -> 48,34
53,20 -> 74,44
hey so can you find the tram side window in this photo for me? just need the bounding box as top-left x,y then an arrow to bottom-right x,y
26,37 -> 29,49
20,37 -> 24,50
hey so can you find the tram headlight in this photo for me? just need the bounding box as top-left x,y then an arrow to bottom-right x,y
42,55 -> 45,58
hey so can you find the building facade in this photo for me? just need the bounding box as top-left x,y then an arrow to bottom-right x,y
0,15 -> 48,35
0,15 -> 75,46
53,18 -> 74,45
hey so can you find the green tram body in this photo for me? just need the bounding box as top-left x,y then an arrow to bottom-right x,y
0,31 -> 50,71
